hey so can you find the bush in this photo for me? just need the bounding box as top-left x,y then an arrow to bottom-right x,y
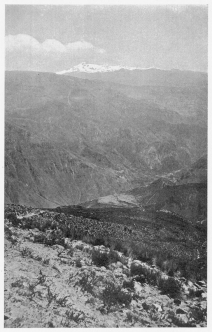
122,278 -> 135,291
158,277 -> 181,298
20,247 -> 33,258
75,258 -> 82,268
74,270 -> 97,295
101,281 -> 132,310
108,249 -> 120,264
92,249 -> 109,267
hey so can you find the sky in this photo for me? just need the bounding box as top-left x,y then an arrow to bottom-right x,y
5,5 -> 208,72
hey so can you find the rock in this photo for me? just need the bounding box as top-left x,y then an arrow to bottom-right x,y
60,258 -> 68,264
194,282 -> 202,289
197,280 -> 206,287
114,268 -> 124,278
82,244 -> 93,254
116,261 -> 123,268
201,292 -> 207,299
109,263 -> 117,270
52,244 -> 64,251
174,298 -> 181,306
134,281 -> 143,294
97,304 -> 106,313
94,245 -> 109,254
200,301 -> 207,311
64,238 -> 72,249
181,284 -> 190,295
176,308 -> 188,315
176,314 -> 190,326
117,252 -> 128,266
152,303 -> 162,312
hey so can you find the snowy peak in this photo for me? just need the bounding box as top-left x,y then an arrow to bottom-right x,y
56,62 -> 156,74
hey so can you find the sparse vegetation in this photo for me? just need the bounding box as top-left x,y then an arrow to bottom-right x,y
74,270 -> 97,295
42,258 -> 50,265
63,310 -> 85,325
20,247 -> 33,258
4,204 -> 207,327
101,280 -> 132,311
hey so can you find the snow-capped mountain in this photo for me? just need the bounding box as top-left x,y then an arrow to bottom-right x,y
55,62 -> 206,89
56,62 -> 155,74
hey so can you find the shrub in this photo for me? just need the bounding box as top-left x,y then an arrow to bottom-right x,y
20,247 -> 33,258
92,249 -> 109,267
56,295 -> 69,307
101,281 -> 132,310
64,310 -> 84,324
125,311 -> 141,323
92,237 -> 107,246
108,249 -> 120,264
42,258 -> 50,265
75,258 -> 82,268
158,277 -> 181,298
75,270 -> 97,295
123,278 -> 135,291
11,279 -> 24,288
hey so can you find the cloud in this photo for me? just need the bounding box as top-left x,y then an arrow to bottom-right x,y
5,34 -> 106,71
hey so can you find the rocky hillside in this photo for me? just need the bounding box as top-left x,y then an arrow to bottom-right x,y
71,156 -> 207,223
4,204 -> 207,327
5,71 -> 207,207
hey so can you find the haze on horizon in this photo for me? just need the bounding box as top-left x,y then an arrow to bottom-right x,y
5,5 -> 208,73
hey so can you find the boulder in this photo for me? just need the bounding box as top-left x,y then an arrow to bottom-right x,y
197,280 -> 206,287
116,261 -> 123,268
116,252 -> 128,266
152,303 -> 162,312
64,238 -> 72,249
176,308 -> 188,315
52,244 -> 64,251
201,292 -> 207,299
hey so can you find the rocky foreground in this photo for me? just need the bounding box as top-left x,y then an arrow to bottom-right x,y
4,204 -> 207,327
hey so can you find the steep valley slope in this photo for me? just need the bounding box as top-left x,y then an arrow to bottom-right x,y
5,70 -> 207,207
4,68 -> 207,328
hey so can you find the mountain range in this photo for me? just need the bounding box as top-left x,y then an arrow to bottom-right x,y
5,66 -> 207,210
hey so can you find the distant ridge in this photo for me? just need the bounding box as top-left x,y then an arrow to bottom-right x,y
56,62 -> 161,74
56,63 -> 207,88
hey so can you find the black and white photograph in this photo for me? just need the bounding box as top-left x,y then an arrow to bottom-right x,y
4,3 -> 208,328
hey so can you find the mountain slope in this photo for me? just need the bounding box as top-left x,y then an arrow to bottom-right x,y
76,156 -> 207,223
5,71 -> 207,207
